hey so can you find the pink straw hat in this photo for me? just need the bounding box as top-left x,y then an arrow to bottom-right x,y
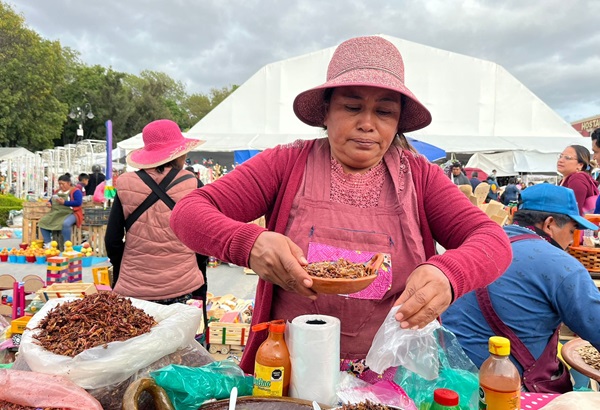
293,36 -> 432,133
127,119 -> 205,169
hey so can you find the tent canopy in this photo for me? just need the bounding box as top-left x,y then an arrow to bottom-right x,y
118,34 -> 585,172
0,147 -> 35,161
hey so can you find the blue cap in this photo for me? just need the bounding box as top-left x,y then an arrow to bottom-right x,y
520,184 -> 598,231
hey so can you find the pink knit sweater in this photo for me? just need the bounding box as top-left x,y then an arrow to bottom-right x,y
171,139 -> 512,373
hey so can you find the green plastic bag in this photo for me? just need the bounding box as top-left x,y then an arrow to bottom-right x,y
151,359 -> 253,410
394,327 -> 479,409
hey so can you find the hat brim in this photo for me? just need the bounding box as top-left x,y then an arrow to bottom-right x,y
293,68 -> 432,133
570,214 -> 599,231
126,138 -> 204,169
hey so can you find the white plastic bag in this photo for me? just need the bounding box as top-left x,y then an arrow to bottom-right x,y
365,306 -> 441,380
20,297 -> 202,389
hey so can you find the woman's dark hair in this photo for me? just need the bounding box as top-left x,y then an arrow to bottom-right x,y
591,128 -> 600,149
58,173 -> 72,183
570,144 -> 592,174
513,209 -> 572,228
508,177 -> 516,184
156,158 -> 183,174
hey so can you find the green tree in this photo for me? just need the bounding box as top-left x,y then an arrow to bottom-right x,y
0,2 -> 67,150
183,85 -> 238,128
58,61 -> 134,146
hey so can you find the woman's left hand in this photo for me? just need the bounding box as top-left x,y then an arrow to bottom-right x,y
57,198 -> 65,205
393,264 -> 452,329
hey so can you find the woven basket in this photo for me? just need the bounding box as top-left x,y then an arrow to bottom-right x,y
22,202 -> 50,219
568,246 -> 600,273
83,207 -> 111,226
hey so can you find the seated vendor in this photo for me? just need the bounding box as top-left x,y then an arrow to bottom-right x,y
442,184 -> 600,393
38,173 -> 83,246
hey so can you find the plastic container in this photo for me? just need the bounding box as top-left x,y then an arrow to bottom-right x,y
251,319 -> 291,397
0,254 -> 7,262
16,255 -> 26,264
82,256 -> 93,267
35,255 -> 47,264
479,336 -> 521,410
25,255 -> 36,263
8,255 -> 17,263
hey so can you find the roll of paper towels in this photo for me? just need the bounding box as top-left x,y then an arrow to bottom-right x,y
286,314 -> 340,406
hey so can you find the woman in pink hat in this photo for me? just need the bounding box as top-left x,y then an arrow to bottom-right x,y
171,36 -> 512,380
105,119 -> 208,308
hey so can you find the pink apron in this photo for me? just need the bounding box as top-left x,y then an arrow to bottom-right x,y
272,140 -> 426,367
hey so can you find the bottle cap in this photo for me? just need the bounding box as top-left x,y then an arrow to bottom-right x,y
434,388 -> 459,406
251,319 -> 286,333
489,336 -> 511,356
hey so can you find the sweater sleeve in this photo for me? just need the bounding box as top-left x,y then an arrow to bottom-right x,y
171,145 -> 295,267
64,189 -> 83,207
415,159 -> 512,300
566,173 -> 590,215
105,194 -> 125,283
554,263 -> 600,353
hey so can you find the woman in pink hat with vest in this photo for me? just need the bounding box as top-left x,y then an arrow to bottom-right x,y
105,119 -> 207,306
171,36 -> 512,380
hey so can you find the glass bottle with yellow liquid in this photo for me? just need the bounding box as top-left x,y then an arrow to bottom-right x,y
479,336 -> 521,410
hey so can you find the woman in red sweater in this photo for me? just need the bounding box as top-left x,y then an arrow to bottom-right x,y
558,144 -> 598,215
171,36 -> 511,379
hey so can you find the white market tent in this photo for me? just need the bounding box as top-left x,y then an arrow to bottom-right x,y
118,34 -> 585,174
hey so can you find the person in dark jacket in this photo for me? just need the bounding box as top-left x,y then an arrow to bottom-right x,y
86,164 -> 105,198
469,171 -> 481,191
450,162 -> 470,185
501,177 -> 519,205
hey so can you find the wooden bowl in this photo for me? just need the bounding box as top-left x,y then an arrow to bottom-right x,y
310,274 -> 377,294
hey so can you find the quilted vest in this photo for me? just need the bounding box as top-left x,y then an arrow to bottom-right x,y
113,168 -> 203,300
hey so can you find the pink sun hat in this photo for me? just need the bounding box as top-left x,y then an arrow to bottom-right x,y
127,119 -> 205,169
293,35 -> 432,134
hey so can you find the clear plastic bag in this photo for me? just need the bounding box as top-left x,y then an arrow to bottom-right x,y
20,297 -> 202,389
150,359 -> 254,410
394,326 -> 479,409
365,306 -> 441,379
336,374 -> 417,410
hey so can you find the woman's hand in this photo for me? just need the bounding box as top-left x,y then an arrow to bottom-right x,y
46,201 -> 52,207
249,231 -> 316,299
57,198 -> 65,205
393,264 -> 452,329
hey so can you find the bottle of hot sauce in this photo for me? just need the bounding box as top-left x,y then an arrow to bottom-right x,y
252,319 -> 291,397
479,336 -> 521,410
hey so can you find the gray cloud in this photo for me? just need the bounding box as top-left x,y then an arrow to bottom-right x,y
11,0 -> 600,121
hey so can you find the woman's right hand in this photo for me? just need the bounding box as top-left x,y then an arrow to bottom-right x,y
46,201 -> 52,207
249,231 -> 316,299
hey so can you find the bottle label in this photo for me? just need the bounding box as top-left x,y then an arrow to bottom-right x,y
478,385 -> 520,410
253,362 -> 285,396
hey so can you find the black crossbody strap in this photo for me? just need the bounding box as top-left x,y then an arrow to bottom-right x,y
124,167 -> 179,230
136,169 -> 178,209
167,174 -> 196,191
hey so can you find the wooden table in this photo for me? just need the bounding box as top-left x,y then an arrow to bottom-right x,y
561,338 -> 600,381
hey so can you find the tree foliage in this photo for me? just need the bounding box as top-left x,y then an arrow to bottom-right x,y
0,2 -> 67,151
0,1 -> 238,151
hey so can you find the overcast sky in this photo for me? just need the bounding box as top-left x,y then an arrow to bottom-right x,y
10,0 -> 600,122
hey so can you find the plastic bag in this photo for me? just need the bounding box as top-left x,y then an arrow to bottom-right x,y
394,326 -> 479,409
336,374 -> 417,410
365,306 -> 441,379
20,297 -> 202,389
12,341 -> 214,410
151,359 -> 254,410
0,369 -> 102,409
